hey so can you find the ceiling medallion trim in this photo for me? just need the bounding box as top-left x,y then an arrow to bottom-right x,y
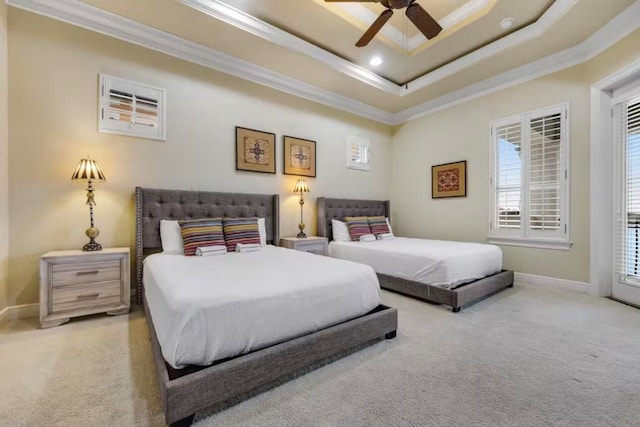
182,0 -> 578,95
6,0 -> 640,126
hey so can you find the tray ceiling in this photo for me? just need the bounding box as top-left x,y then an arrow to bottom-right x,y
10,0 -> 640,123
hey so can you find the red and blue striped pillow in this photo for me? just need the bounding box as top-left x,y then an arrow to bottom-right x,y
345,216 -> 372,241
367,216 -> 390,236
178,218 -> 224,256
223,218 -> 261,252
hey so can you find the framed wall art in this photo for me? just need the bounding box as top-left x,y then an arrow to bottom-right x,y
432,161 -> 467,198
283,135 -> 316,177
235,127 -> 276,174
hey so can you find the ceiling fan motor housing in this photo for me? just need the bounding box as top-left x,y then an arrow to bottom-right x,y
385,0 -> 413,9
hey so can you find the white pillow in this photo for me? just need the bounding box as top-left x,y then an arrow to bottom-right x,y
332,219 -> 351,242
359,234 -> 376,242
386,217 -> 394,236
258,217 -> 267,246
160,220 -> 184,255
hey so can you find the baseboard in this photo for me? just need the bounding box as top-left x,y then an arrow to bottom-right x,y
0,303 -> 39,328
514,272 -> 588,294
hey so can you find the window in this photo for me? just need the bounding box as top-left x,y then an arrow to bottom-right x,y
614,94 -> 640,283
346,136 -> 370,171
489,103 -> 570,249
98,74 -> 166,141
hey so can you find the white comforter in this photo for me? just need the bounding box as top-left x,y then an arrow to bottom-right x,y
143,245 -> 380,368
329,237 -> 502,289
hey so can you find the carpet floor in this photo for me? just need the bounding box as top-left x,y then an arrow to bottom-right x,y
1,285 -> 639,427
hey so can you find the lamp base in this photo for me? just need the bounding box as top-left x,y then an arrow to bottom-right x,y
297,222 -> 307,238
83,241 -> 102,252
83,226 -> 102,251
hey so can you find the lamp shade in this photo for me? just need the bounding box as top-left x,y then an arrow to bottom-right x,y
293,179 -> 309,193
71,157 -> 106,182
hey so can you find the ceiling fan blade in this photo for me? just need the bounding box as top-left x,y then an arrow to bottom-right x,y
405,3 -> 442,39
356,9 -> 393,47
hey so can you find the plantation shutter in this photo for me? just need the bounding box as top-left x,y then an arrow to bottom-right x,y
494,121 -> 522,231
616,96 -> 640,282
99,74 -> 166,141
490,103 -> 569,247
528,111 -> 563,236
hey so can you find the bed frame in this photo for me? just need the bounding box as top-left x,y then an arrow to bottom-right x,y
316,197 -> 514,313
135,187 -> 397,426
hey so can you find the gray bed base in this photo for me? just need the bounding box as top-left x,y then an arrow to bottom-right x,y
316,197 -> 514,313
135,187 -> 398,426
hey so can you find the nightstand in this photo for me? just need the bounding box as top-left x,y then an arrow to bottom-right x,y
39,247 -> 130,328
280,236 -> 328,256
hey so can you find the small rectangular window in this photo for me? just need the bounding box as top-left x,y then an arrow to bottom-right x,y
99,74 -> 166,141
347,137 -> 370,171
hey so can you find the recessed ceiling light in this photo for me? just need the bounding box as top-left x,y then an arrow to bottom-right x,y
500,17 -> 514,30
369,56 -> 383,66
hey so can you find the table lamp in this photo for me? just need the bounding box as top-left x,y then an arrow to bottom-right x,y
71,156 -> 106,251
294,179 -> 310,238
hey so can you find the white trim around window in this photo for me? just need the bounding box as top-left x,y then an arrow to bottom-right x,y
98,74 -> 167,141
488,102 -> 571,250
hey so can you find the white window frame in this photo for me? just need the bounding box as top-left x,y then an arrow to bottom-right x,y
613,93 -> 640,287
489,102 -> 571,250
346,136 -> 370,171
98,74 -> 167,141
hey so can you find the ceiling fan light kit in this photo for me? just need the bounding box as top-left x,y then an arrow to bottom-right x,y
326,0 -> 443,47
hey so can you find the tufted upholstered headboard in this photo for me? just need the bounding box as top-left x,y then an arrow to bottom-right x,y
135,187 -> 279,304
316,197 -> 390,241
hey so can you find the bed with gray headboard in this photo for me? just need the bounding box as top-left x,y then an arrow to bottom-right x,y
135,187 -> 397,426
316,197 -> 514,313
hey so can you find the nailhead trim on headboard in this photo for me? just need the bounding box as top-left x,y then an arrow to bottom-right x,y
134,187 -> 279,304
316,197 -> 390,241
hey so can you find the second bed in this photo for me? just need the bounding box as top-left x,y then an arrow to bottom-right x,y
317,197 -> 514,312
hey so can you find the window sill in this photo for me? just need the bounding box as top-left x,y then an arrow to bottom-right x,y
487,237 -> 572,251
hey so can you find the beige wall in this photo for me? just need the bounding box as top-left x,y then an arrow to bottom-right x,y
7,10 -> 392,305
391,28 -> 640,284
0,1 -> 8,311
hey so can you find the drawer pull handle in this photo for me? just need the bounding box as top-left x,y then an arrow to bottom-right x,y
77,293 -> 99,300
76,270 -> 100,276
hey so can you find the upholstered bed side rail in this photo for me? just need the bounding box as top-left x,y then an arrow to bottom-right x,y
134,187 -> 279,304
317,197 -> 390,240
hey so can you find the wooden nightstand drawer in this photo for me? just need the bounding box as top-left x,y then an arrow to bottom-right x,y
40,248 -> 130,328
280,237 -> 328,256
51,281 -> 122,313
296,242 -> 326,255
51,260 -> 121,287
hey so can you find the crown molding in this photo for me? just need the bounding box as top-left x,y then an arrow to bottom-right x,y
179,0 -> 401,95
183,0 -> 578,95
391,0 -> 640,125
6,0 -> 395,125
5,0 -> 640,127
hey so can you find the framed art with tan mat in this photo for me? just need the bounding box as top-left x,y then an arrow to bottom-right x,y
235,127 -> 276,174
432,161 -> 466,198
284,136 -> 316,177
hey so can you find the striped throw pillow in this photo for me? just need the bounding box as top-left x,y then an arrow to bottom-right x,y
345,216 -> 372,242
368,216 -> 390,236
223,217 -> 261,252
178,218 -> 224,256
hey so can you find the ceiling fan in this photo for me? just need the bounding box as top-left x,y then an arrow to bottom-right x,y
325,0 -> 443,47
